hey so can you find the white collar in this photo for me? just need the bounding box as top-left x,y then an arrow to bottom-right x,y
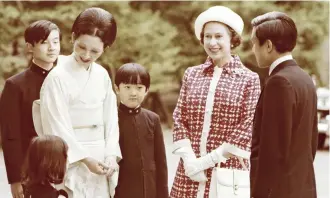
69,53 -> 92,72
269,54 -> 293,75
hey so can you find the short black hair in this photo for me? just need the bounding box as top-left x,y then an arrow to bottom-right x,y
115,63 -> 150,90
24,20 -> 60,46
251,11 -> 297,53
22,135 -> 68,187
72,7 -> 117,48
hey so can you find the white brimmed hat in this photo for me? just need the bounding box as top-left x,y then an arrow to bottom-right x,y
194,6 -> 244,40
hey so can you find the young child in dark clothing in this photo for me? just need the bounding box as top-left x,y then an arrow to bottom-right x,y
22,135 -> 69,198
114,63 -> 169,198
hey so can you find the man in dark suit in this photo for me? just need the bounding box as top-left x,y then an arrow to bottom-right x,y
249,12 -> 318,198
0,20 -> 60,198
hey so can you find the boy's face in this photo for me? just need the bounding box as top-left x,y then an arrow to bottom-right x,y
115,83 -> 148,108
28,30 -> 60,67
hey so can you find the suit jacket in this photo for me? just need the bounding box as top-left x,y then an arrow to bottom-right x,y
250,59 -> 318,198
0,62 -> 50,183
115,103 -> 169,198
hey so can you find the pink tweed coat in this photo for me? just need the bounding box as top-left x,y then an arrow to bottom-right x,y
170,55 -> 261,198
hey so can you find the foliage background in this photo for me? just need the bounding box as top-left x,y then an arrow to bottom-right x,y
0,2 -> 329,193
0,1 -> 329,121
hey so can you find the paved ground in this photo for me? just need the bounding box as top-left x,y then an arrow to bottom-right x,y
1,130 -> 329,197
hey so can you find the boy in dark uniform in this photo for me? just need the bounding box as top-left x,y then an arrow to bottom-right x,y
0,20 -> 60,198
114,63 -> 169,198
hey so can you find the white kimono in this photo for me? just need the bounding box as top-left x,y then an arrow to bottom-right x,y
39,54 -> 122,198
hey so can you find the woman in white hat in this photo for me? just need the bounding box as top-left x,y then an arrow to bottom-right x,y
170,6 -> 261,198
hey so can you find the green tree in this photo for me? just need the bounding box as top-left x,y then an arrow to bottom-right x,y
0,1 -> 181,92
0,1 -> 328,112
0,1 -> 184,126
130,1 -> 329,87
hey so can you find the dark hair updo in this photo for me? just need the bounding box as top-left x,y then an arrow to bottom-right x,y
72,7 -> 117,48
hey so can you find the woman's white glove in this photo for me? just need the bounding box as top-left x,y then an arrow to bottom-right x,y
173,139 -> 207,182
185,145 -> 230,177
174,147 -> 208,182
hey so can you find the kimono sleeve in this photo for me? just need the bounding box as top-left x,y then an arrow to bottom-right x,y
173,67 -> 191,142
103,75 -> 122,161
225,73 -> 261,157
40,74 -> 89,164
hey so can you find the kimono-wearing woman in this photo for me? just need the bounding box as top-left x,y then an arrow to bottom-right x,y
39,8 -> 121,198
170,6 -> 261,198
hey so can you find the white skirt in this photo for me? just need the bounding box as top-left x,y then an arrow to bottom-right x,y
60,127 -> 110,198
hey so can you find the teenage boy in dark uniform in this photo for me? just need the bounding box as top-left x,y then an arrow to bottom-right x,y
0,20 -> 60,198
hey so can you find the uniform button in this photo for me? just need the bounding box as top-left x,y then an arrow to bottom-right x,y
42,71 -> 46,74
129,110 -> 132,113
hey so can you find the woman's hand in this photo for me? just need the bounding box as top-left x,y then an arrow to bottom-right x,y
82,157 -> 109,175
105,156 -> 119,177
185,145 -> 233,177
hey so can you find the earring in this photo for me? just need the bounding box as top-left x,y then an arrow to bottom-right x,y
231,44 -> 234,48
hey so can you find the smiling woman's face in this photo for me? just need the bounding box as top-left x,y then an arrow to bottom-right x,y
202,22 -> 232,64
72,34 -> 104,67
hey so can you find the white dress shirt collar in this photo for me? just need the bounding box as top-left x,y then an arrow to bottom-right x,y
269,54 -> 293,75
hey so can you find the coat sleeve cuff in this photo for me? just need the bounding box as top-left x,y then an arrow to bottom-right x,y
172,138 -> 191,153
222,142 -> 251,159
